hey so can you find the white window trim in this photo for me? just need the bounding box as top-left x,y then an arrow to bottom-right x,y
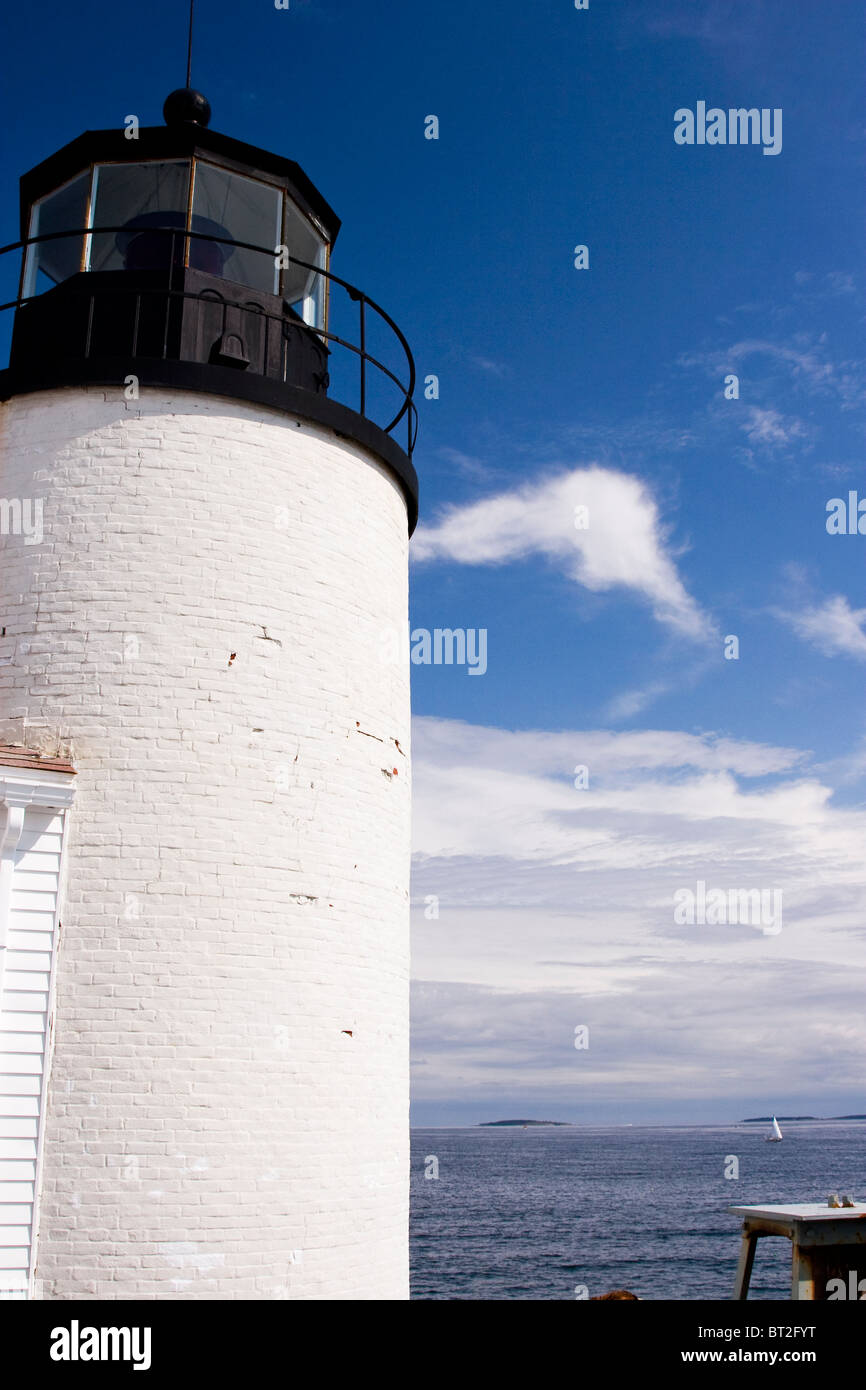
0,769 -> 75,956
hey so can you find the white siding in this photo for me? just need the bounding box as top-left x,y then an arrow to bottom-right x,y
0,807 -> 64,1299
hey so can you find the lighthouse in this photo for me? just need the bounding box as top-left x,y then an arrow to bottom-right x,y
0,89 -> 417,1300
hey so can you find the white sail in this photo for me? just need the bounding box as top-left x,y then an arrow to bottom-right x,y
770,1116 -> 782,1140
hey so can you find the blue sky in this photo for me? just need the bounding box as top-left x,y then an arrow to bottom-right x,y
3,0 -> 865,1125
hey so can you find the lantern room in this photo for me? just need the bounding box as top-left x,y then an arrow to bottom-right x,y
6,89 -> 340,397
0,91 -> 419,527
21,93 -> 332,325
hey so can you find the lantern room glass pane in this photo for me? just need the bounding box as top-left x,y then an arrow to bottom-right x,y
89,162 -> 191,273
192,163 -> 282,294
24,172 -> 90,296
282,200 -> 327,328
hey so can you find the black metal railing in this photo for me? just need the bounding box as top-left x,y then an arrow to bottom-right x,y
0,225 -> 418,459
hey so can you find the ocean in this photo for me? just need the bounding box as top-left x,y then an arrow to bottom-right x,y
410,1122 -> 866,1300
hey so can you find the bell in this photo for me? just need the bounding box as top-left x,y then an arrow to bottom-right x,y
210,332 -> 249,369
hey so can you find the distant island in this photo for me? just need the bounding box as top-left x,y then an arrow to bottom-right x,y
479,1119 -> 571,1127
742,1115 -> 866,1123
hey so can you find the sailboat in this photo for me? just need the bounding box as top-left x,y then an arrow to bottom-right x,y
765,1115 -> 783,1143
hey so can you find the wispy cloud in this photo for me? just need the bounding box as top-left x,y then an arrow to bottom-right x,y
413,718 -> 806,781
639,0 -> 763,47
412,467 -> 713,640
436,446 -> 500,483
741,406 -> 808,447
680,336 -> 866,410
778,595 -> 866,661
604,681 -> 675,722
620,0 -> 776,79
468,355 -> 509,379
794,270 -> 858,298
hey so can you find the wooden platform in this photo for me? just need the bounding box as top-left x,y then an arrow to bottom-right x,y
729,1203 -> 866,1300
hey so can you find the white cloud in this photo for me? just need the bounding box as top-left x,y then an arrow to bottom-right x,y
413,717 -> 805,780
793,270 -> 858,299
780,595 -> 866,661
742,406 -> 807,447
718,339 -> 835,388
468,355 -> 509,378
604,681 -> 674,721
410,716 -> 866,1114
436,446 -> 498,483
412,467 -> 711,639
824,271 -> 857,296
680,336 -> 865,409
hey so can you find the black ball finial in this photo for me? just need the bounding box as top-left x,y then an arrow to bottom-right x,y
163,88 -> 212,127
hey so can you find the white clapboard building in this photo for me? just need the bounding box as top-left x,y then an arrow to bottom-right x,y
0,749 -> 75,1298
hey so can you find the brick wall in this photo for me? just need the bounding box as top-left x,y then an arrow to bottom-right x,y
0,387 -> 411,1299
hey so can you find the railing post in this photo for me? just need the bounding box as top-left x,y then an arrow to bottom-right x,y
162,283 -> 172,361
84,294 -> 95,358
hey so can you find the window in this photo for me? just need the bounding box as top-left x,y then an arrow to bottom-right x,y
23,172 -> 90,296
282,199 -> 328,328
192,163 -> 282,295
88,162 -> 191,274
21,158 -> 330,330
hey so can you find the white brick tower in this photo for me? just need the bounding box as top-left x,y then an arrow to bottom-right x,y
0,90 -> 418,1300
